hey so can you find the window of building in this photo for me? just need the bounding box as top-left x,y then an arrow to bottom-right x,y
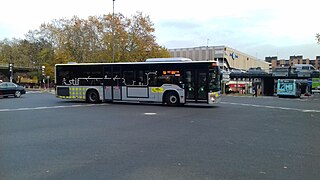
183,51 -> 187,57
302,59 -> 306,64
285,60 -> 289,65
202,50 -> 206,59
195,50 -> 199,60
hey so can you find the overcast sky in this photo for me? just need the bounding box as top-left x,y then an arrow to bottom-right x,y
0,0 -> 319,59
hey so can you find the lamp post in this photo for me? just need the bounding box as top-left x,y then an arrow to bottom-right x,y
112,0 -> 115,63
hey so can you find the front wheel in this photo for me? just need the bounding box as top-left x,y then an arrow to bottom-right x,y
86,90 -> 100,103
14,91 -> 21,98
165,92 -> 179,106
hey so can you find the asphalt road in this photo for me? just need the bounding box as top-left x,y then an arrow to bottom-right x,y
1,92 -> 320,180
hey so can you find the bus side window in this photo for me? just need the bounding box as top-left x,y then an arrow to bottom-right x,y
136,70 -> 146,86
147,71 -> 157,86
123,71 -> 134,86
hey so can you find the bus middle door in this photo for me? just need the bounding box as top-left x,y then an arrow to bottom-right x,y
112,66 -> 122,100
103,66 -> 112,101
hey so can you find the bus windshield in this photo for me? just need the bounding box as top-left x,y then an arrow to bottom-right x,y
209,68 -> 220,92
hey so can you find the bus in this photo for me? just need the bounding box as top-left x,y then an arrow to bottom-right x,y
55,58 -> 221,105
276,79 -> 301,98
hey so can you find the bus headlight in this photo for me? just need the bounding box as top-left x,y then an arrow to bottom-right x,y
209,92 -> 220,103
210,92 -> 219,98
209,92 -> 216,101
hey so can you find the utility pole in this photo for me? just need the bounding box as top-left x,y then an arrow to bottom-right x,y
112,0 -> 115,63
207,39 -> 209,61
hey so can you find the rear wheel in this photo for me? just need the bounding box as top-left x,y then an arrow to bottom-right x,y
14,91 -> 21,98
165,92 -> 179,106
86,90 -> 100,103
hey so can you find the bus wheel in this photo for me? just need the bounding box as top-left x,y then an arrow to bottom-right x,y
165,92 -> 179,106
86,90 -> 100,103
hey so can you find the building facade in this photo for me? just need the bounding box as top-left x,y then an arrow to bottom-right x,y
169,46 -> 271,72
266,55 -> 320,70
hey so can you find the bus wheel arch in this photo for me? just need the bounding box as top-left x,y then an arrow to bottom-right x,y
86,89 -> 100,103
163,90 -> 180,106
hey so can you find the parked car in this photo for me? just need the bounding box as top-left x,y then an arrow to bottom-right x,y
230,68 -> 246,74
293,64 -> 320,77
247,67 -> 267,74
0,82 -> 26,98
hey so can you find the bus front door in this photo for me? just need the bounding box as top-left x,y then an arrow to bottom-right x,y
197,71 -> 208,102
185,70 -> 208,103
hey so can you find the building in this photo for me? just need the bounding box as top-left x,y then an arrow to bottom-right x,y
266,55 -> 320,70
169,46 -> 271,72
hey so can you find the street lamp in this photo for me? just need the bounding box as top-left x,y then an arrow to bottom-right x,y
112,0 -> 115,63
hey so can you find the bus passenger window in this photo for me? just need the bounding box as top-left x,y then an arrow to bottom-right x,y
147,71 -> 157,86
135,70 -> 146,86
123,71 -> 134,86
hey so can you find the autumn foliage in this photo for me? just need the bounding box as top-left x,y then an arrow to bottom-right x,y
0,12 -> 170,78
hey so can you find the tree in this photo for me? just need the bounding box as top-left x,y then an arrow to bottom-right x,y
36,12 -> 169,63
0,39 -> 14,64
0,12 -> 170,82
317,33 -> 320,44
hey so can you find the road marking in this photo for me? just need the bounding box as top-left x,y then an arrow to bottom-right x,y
0,104 -> 107,112
220,102 -> 320,113
144,113 -> 157,115
26,91 -> 43,94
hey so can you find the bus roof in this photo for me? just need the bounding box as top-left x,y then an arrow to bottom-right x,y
145,58 -> 192,62
55,60 -> 219,66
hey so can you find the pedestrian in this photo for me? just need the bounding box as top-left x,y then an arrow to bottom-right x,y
288,65 -> 291,75
253,84 -> 258,97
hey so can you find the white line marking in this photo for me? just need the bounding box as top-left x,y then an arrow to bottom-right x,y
144,113 -> 157,115
220,102 -> 320,113
0,104 -> 107,112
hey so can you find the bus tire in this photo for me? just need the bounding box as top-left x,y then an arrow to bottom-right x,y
165,91 -> 179,106
86,89 -> 100,103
